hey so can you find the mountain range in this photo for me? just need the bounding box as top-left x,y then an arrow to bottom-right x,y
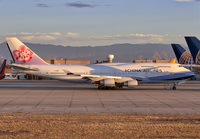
0,42 -> 176,63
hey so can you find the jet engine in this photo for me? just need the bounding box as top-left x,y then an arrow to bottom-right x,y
124,80 -> 138,88
100,78 -> 115,87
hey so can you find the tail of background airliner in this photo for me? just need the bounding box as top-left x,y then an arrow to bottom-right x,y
171,44 -> 193,64
185,36 -> 200,65
0,60 -> 6,79
6,38 -> 48,65
168,59 -> 176,63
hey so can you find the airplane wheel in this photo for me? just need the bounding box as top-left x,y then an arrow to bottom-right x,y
111,87 -> 116,90
172,86 -> 176,90
98,86 -> 103,90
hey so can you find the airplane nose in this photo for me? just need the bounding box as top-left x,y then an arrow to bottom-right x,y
189,71 -> 195,78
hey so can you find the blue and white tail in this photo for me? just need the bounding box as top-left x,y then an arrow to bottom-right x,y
0,59 -> 6,79
185,36 -> 200,65
171,44 -> 194,64
6,38 -> 48,65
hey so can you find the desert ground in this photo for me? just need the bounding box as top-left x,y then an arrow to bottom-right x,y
0,113 -> 200,138
0,80 -> 200,138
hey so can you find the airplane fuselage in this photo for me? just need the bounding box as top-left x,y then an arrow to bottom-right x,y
14,63 -> 194,84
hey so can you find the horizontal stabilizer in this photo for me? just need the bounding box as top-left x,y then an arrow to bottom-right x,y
8,64 -> 39,71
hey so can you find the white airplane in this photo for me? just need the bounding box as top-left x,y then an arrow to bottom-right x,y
6,38 -> 194,90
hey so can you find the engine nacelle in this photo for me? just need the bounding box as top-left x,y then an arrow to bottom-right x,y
100,78 -> 115,87
124,80 -> 138,88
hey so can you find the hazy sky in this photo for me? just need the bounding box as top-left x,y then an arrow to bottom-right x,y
0,0 -> 199,46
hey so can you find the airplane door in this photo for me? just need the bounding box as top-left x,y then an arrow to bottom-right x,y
45,70 -> 50,76
113,69 -> 117,76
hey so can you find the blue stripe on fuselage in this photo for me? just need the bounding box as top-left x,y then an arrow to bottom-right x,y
145,72 -> 194,81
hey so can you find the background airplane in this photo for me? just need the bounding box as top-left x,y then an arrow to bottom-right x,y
6,38 -> 194,90
171,44 -> 194,64
184,36 -> 200,74
0,59 -> 6,79
185,36 -> 200,65
172,36 -> 200,65
171,36 -> 200,75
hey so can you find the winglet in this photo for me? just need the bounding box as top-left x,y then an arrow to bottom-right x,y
185,36 -> 200,65
6,37 -> 48,65
0,59 -> 6,79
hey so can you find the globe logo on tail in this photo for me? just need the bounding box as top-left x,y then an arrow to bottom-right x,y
13,45 -> 33,63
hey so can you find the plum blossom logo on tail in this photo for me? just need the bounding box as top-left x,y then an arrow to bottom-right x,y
13,45 -> 33,63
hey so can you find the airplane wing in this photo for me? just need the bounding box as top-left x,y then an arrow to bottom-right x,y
190,65 -> 200,74
179,64 -> 200,74
78,74 -> 143,83
63,66 -> 159,83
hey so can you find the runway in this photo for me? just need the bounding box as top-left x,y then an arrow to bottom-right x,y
0,80 -> 200,114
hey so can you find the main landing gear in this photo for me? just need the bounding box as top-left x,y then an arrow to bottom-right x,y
98,86 -> 116,90
97,83 -> 125,90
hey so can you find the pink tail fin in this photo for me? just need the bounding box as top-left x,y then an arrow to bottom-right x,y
6,38 -> 48,65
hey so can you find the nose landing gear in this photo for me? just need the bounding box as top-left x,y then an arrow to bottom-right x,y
172,83 -> 177,90
172,86 -> 176,90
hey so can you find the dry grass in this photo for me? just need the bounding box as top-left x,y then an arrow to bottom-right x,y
0,113 -> 200,138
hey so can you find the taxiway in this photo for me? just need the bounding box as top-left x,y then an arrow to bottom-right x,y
0,80 -> 200,114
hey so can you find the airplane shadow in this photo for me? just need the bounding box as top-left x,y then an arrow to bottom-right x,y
0,80 -> 199,91
0,85 -> 199,91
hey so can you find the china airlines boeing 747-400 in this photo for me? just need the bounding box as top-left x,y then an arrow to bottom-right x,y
6,38 -> 194,90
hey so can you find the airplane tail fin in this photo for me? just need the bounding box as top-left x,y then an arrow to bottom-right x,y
171,44 -> 186,62
168,59 -> 176,63
171,44 -> 193,64
185,36 -> 200,65
0,59 -> 6,79
6,37 -> 48,65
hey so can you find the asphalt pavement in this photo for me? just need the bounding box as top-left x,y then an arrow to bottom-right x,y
0,80 -> 200,114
